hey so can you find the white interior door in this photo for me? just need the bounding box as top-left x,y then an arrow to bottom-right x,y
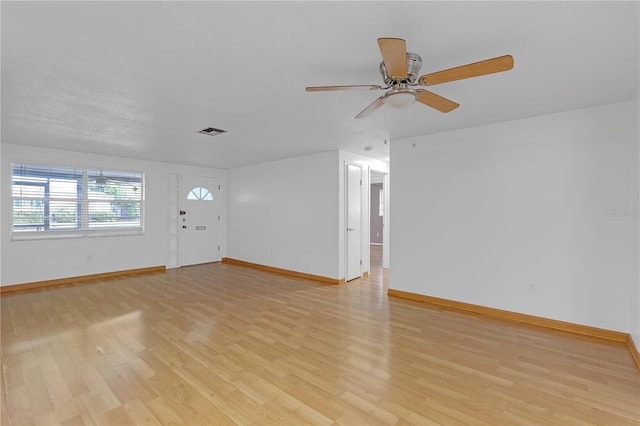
346,164 -> 362,281
179,175 -> 221,266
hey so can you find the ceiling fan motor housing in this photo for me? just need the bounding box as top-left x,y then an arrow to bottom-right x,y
380,53 -> 422,85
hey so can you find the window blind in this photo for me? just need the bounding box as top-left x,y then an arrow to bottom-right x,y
11,163 -> 144,235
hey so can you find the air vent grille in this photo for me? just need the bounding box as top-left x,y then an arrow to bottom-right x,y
198,127 -> 227,136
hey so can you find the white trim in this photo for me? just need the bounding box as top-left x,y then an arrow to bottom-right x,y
11,228 -> 143,241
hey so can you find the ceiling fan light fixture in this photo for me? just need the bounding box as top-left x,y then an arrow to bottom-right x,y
95,171 -> 108,185
383,90 -> 417,108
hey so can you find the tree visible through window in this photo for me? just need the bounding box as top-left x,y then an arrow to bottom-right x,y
187,187 -> 213,201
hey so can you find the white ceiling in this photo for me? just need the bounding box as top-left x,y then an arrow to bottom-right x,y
2,1 -> 638,169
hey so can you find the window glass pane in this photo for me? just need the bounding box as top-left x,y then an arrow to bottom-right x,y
187,188 -> 198,200
187,187 -> 213,201
88,170 -> 142,201
12,163 -> 82,233
50,201 -> 81,230
88,201 -> 141,228
12,183 -> 45,198
49,178 -> 79,199
13,200 -> 45,232
87,170 -> 142,229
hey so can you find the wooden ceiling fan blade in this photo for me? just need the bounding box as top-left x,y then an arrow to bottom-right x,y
306,85 -> 381,92
418,55 -> 514,86
378,38 -> 408,80
416,89 -> 459,113
355,96 -> 385,119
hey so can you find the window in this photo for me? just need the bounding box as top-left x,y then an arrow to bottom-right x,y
187,187 -> 213,201
12,163 -> 143,237
379,188 -> 384,217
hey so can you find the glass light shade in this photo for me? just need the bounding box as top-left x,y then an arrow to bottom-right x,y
384,92 -> 416,108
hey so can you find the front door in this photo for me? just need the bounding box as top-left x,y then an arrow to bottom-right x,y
179,175 -> 221,266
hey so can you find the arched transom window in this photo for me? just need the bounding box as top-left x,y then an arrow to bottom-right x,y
187,187 -> 213,201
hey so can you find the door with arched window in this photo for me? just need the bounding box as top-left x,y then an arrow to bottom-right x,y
179,175 -> 221,266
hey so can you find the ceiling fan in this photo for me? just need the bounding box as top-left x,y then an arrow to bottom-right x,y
306,38 -> 514,119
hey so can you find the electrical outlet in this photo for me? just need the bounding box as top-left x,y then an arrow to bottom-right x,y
528,283 -> 536,293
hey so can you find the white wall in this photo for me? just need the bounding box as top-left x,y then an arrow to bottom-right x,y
391,101 -> 638,333
226,150 -> 388,281
227,151 -> 340,279
1,143 -> 226,286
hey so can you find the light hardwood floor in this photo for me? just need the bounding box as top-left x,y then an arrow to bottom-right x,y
1,249 -> 638,425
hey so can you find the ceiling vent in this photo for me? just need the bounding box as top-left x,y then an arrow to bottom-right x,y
198,127 -> 227,136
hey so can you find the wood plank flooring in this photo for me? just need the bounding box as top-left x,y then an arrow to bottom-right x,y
2,249 -> 638,425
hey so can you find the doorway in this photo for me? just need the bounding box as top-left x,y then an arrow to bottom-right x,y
178,174 -> 221,266
370,170 -> 389,270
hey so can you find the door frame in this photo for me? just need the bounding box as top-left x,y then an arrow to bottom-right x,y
178,174 -> 221,266
167,173 -> 224,268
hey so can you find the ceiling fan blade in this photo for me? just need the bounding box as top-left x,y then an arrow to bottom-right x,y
378,38 -> 408,80
306,85 -> 381,92
418,55 -> 514,86
416,89 -> 459,113
355,96 -> 385,119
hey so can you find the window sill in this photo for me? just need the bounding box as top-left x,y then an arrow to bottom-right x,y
11,228 -> 144,241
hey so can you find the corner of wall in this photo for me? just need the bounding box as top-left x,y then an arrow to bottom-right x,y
631,97 -> 640,346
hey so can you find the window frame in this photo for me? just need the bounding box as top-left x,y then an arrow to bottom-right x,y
11,162 -> 145,240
